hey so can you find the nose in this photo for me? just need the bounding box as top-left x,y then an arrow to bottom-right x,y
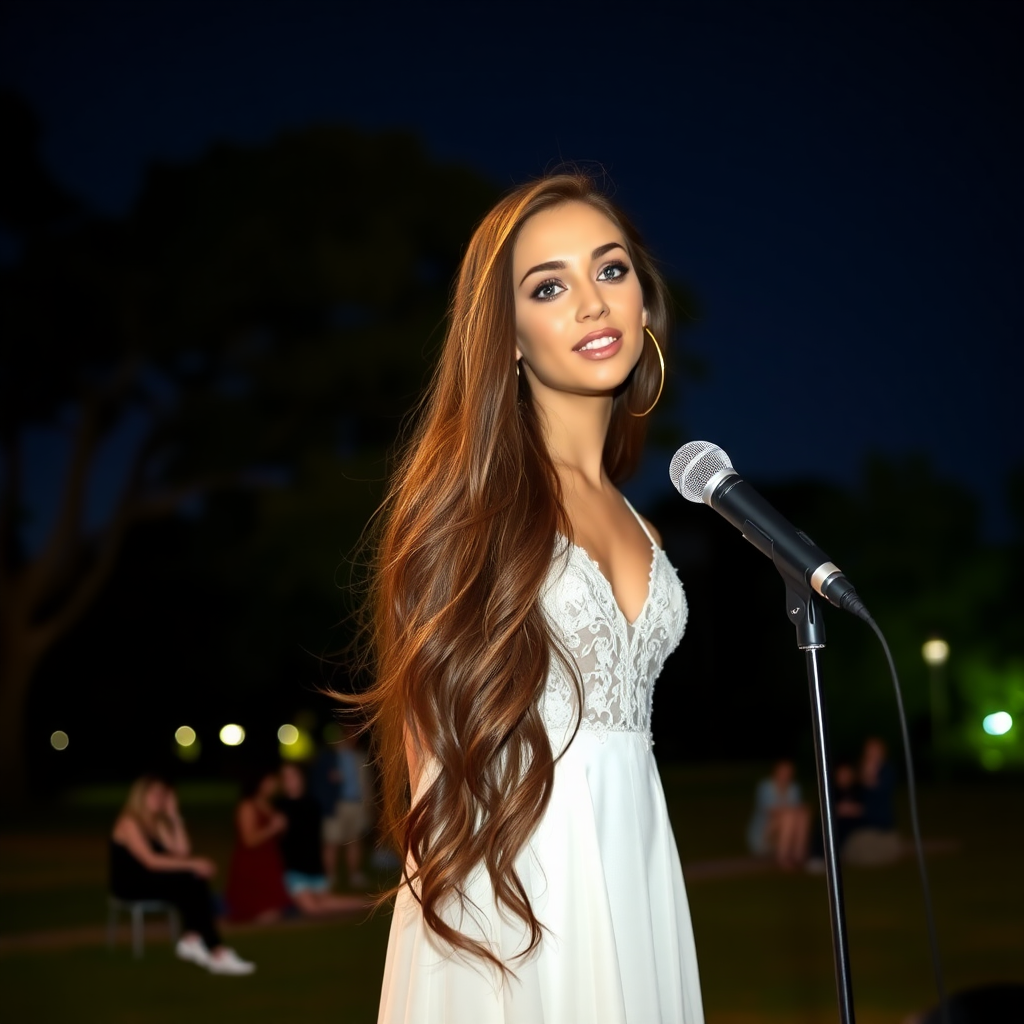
576,281 -> 608,322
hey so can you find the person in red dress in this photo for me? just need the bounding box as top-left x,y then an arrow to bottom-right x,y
224,768 -> 292,923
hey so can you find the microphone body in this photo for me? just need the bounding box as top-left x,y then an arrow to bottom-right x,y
670,442 -> 869,620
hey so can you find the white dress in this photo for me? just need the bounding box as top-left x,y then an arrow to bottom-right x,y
379,505 -> 704,1024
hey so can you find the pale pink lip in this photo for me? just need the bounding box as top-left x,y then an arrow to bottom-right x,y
573,328 -> 623,359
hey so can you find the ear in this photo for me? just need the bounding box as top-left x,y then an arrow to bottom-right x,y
642,308 -> 649,328
515,345 -> 523,361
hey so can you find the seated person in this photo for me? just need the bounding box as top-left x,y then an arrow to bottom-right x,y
808,761 -> 864,867
859,737 -> 896,830
110,776 -> 253,974
842,737 -> 901,865
225,768 -> 293,923
833,762 -> 865,850
747,759 -> 811,868
277,763 -> 368,915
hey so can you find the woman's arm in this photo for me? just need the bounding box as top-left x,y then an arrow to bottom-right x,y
112,815 -> 213,877
156,791 -> 191,856
236,800 -> 287,848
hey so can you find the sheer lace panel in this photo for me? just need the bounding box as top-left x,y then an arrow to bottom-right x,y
539,536 -> 688,750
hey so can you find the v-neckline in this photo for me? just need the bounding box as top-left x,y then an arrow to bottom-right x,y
567,536 -> 659,629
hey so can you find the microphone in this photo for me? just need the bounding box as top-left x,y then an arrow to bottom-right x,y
669,441 -> 870,621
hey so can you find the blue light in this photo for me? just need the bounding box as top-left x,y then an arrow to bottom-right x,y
982,712 -> 1012,736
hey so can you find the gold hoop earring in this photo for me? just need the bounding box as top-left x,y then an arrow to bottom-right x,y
628,327 -> 665,418
515,360 -> 521,379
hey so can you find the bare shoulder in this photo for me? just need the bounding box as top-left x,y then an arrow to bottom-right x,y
112,814 -> 144,850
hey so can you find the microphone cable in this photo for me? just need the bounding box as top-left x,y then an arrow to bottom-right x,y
671,440 -> 951,1020
862,612 -> 950,1024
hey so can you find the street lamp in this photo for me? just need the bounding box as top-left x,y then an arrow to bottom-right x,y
922,638 -> 950,748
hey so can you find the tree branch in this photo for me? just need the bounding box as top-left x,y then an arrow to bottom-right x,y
0,428 -> 21,590
29,466 -> 139,655
130,473 -> 243,522
23,356 -> 141,610
29,468 -> 246,654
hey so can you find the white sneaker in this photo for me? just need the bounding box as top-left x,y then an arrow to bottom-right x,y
175,934 -> 212,968
207,948 -> 256,976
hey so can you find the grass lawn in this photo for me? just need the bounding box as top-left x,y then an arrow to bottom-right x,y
1,764 -> 1021,1023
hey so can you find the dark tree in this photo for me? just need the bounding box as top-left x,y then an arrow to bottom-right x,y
0,94 -> 496,801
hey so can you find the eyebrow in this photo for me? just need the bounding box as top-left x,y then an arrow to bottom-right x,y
518,241 -> 626,287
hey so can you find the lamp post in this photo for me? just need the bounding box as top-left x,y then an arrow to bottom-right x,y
922,638 -> 950,750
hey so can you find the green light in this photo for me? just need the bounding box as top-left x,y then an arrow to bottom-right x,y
981,749 -> 1004,770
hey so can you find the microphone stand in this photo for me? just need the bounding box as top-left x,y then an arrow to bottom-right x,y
784,580 -> 856,1024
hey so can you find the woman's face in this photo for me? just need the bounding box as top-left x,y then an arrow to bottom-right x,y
513,201 -> 646,402
280,764 -> 304,799
144,782 -> 167,815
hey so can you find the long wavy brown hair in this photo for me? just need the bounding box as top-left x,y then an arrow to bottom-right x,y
352,173 -> 670,970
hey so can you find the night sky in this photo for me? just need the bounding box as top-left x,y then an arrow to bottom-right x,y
3,0 -> 1021,539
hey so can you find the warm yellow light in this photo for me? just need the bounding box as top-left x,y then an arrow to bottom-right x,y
922,639 -> 950,666
219,723 -> 245,747
176,739 -> 201,762
277,724 -> 299,746
175,725 -> 197,747
50,730 -> 69,751
280,728 -> 315,762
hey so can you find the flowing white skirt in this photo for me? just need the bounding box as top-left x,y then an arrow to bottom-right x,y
378,731 -> 704,1024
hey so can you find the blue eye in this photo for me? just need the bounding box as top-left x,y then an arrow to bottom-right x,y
598,261 -> 630,282
532,279 -> 565,301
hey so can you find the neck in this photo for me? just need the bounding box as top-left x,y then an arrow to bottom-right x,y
531,388 -> 613,488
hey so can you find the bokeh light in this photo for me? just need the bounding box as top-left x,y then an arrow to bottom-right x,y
981,749 -> 1004,771
280,726 -> 315,761
219,723 -> 245,746
982,711 -> 1013,736
922,638 -> 950,665
50,730 -> 69,751
175,725 -> 197,747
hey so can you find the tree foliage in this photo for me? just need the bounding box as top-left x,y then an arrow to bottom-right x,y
650,452 -> 1022,767
0,90 -> 497,800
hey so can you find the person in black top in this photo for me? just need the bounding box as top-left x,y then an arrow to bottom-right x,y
110,776 -> 254,974
278,763 -> 367,916
858,737 -> 896,830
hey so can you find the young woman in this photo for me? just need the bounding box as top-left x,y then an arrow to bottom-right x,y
110,776 -> 254,974
746,759 -> 812,868
224,769 -> 292,923
360,174 -> 704,1023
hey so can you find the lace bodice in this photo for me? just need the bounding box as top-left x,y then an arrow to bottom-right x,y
539,513 -> 688,750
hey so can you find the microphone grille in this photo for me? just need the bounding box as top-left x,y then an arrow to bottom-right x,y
669,441 -> 734,503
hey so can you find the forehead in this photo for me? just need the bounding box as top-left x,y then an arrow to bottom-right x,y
512,201 -> 625,271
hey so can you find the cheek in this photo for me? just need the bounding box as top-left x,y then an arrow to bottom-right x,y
515,304 -> 570,359
615,278 -> 645,317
